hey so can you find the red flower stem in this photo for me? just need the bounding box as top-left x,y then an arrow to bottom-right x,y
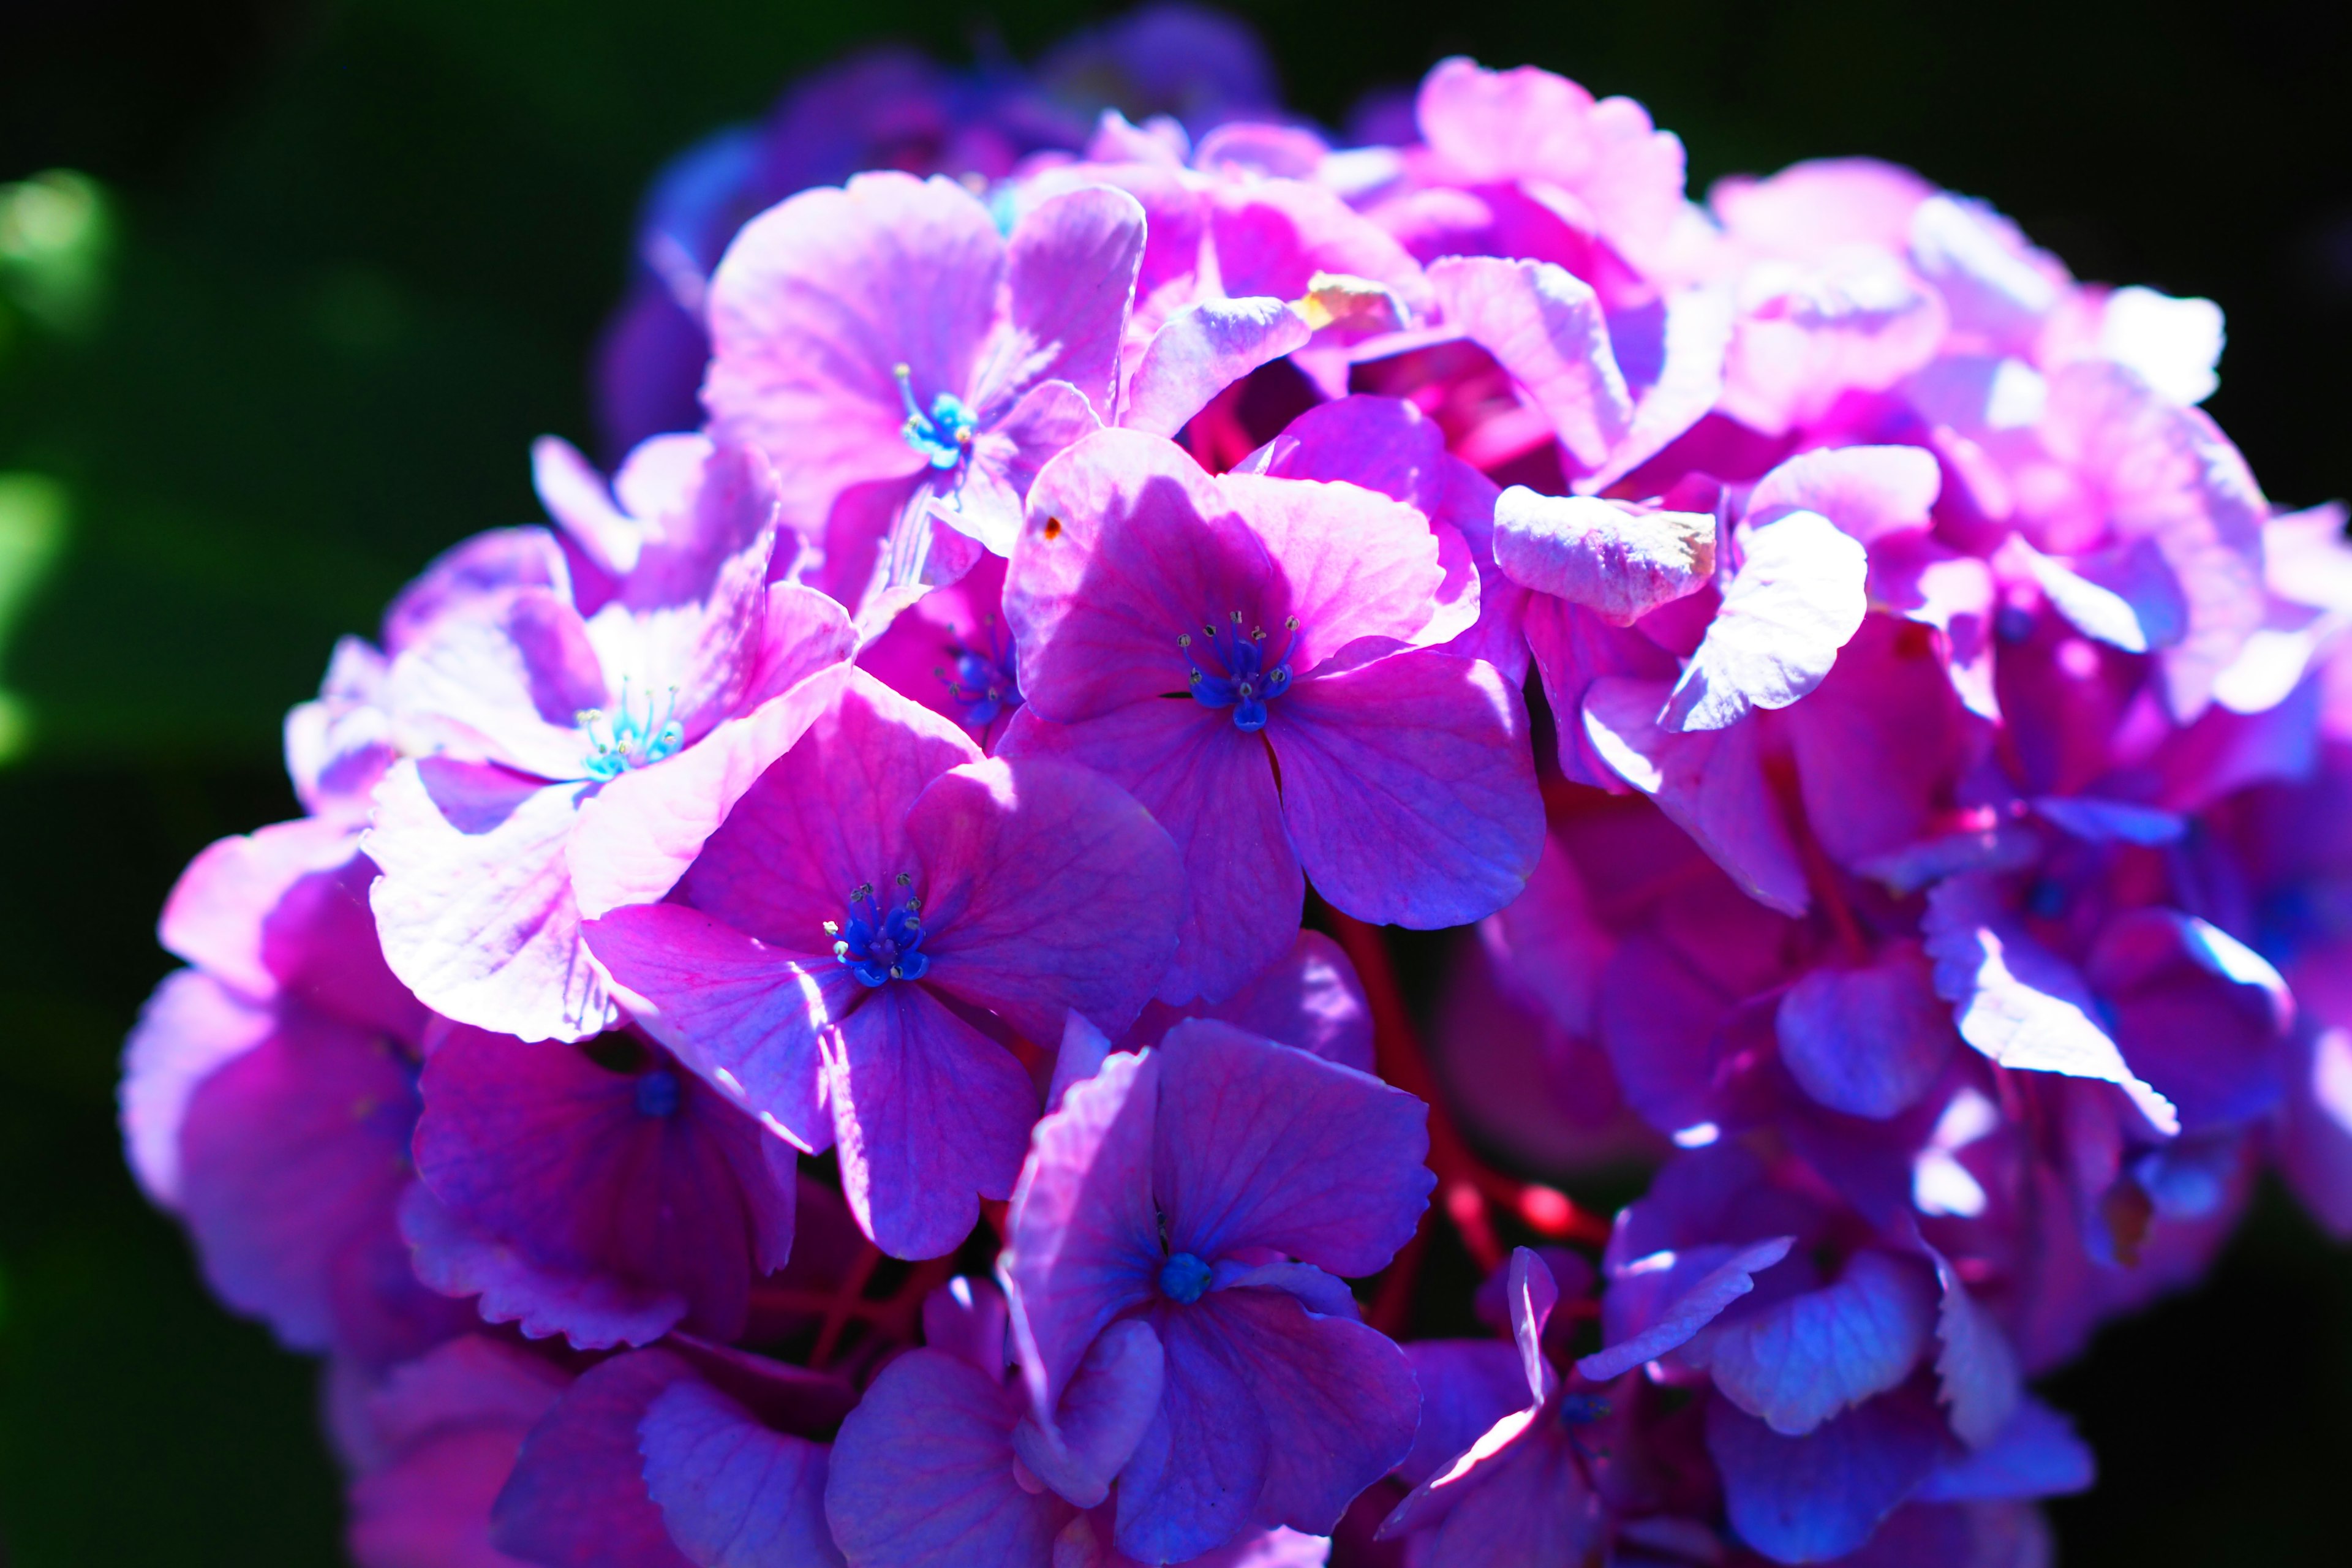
810,1241 -> 883,1368
1328,911 -> 1612,1277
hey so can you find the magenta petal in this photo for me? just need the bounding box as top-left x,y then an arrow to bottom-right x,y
909,756 -> 1182,1041
1275,650 -> 1542,929
1125,297 -> 1312,437
1913,1397 -> 2094,1502
368,760 -> 614,1043
1581,677 -> 1808,916
742,584 -> 859,710
1005,1049 -> 1163,1417
1927,1246 -> 2021,1450
976,184 -> 1147,420
491,1349 -> 698,1567
581,904 -> 845,1153
401,1183 -> 688,1350
386,587 -> 608,780
1009,428 -> 1276,722
1427,255 -> 1632,468
174,1003 -> 421,1353
584,442 -> 781,742
1012,1316 -> 1165,1509
1492,489 -> 1715,625
1749,445 -> 1941,545
347,1338 -> 568,1568
1156,1019 -> 1432,1277
639,1379 -> 843,1568
684,669 -> 982,945
1121,1289 -> 1418,1559
121,971 -> 274,1208
953,380 -> 1104,556
382,526 -> 571,656
826,984 -> 1038,1259
704,172 -> 998,537
533,433 -> 646,578
1522,594 -> 1679,790
1221,469 -> 1458,668
160,815 -> 361,1001
570,666 -> 854,922
1575,285 -> 1734,496
1662,511 -> 1869,734
1000,702 -> 1298,1005
412,1026 -> 796,1346
825,1348 -> 1066,1568
1180,930 -> 1373,1072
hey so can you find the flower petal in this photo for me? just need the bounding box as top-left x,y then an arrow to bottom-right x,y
1275,650 -> 1542,929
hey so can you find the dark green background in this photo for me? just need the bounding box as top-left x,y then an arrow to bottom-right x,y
2,1 -> 2348,1561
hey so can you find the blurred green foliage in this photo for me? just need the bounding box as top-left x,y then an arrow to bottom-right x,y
0,1 -> 2347,1562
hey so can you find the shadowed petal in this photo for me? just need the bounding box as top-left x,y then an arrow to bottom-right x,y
1156,1020 -> 1432,1277
825,985 -> 1038,1259
640,1379 -> 843,1567
826,1348 -> 1066,1568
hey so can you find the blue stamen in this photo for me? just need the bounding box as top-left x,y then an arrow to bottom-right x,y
1159,1251 -> 1213,1304
895,363 -> 978,471
634,1068 -> 682,1117
578,679 -> 685,781
828,873 -> 930,987
1181,611 -> 1299,732
935,614 -> 1023,731
1558,1392 -> 1611,1427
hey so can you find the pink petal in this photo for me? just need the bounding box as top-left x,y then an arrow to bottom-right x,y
911,756 -> 1183,1042
367,760 -> 614,1042
1581,676 -> 1808,916
1663,510 -> 1869,733
1123,297 -> 1312,437
1428,255 -> 1632,469
1273,650 -> 1543,929
826,985 -> 1039,1259
704,172 -> 1000,537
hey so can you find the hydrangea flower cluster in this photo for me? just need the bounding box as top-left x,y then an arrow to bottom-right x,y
121,7 -> 2352,1566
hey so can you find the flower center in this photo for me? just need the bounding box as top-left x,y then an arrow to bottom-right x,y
578,679 -> 684,782
634,1067 -> 683,1117
1158,1251 -> 1213,1304
826,873 -> 930,987
935,615 -> 1023,731
1558,1392 -> 1611,1427
895,363 -> 978,470
1180,611 -> 1300,733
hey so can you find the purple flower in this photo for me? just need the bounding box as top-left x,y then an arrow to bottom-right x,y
342,1335 -> 570,1568
701,170 -> 1146,612
366,439 -> 851,1043
827,1276 -> 1332,1568
579,666 -> 1184,1258
1363,58 -> 1688,286
1001,428 -> 1543,1001
398,1022 -> 799,1351
1001,1020 -> 1431,1562
492,1338 -> 854,1567
122,816 -> 461,1366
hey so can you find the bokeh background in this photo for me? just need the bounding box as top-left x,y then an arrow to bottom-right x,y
3,1 -> 2350,1561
